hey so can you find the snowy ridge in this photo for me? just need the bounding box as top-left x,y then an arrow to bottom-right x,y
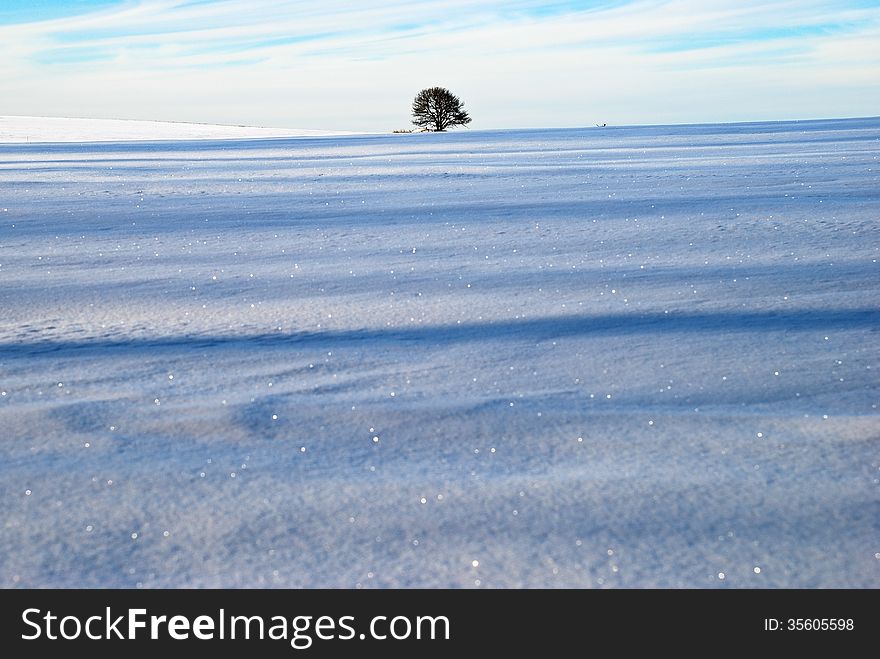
0,116 -> 357,143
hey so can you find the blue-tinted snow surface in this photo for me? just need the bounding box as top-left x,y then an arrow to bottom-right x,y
1,118 -> 878,587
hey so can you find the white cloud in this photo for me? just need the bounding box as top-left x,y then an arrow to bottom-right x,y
1,0 -> 878,129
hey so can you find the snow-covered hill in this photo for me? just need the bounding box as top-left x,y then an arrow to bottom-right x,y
0,117 -> 878,588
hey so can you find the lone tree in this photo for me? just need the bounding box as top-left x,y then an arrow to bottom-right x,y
411,87 -> 471,132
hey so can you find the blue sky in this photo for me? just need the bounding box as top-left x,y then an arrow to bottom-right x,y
1,1 -> 878,130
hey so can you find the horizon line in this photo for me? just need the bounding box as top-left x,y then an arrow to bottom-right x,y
2,113 -> 878,137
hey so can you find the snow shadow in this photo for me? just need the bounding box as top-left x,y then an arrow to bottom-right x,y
3,308 -> 876,358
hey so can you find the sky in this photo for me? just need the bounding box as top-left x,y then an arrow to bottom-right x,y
1,0 -> 878,131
